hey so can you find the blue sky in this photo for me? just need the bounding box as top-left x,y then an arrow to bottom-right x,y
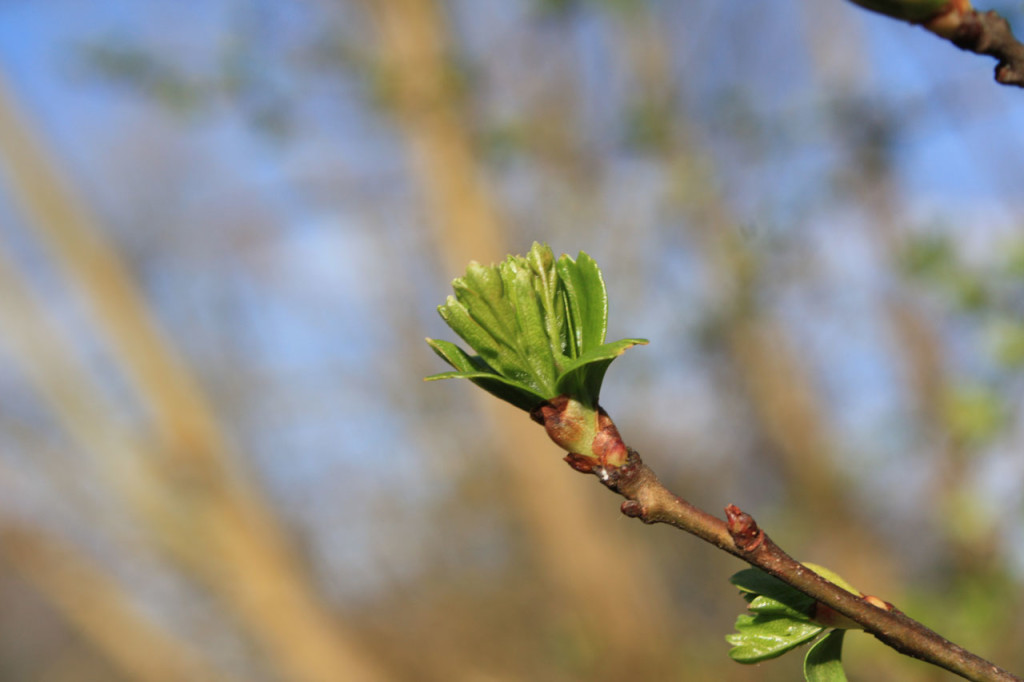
2,0 -> 1024,596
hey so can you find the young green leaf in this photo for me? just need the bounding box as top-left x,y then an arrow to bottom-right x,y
804,630 -> 848,682
745,594 -> 813,621
425,338 -> 548,412
556,250 -> 608,355
730,568 -> 817,618
555,338 -> 648,407
508,263 -> 559,394
726,614 -> 825,663
845,0 -> 973,39
730,565 -> 862,617
437,295 -> 506,367
727,565 -> 860,669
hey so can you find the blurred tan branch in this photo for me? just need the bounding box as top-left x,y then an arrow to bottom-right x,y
0,68 -> 387,682
359,0 -> 679,675
616,7 -> 877,546
0,525 -> 226,682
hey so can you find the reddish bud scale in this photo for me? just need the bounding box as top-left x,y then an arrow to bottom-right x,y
620,500 -> 645,518
532,395 -> 629,469
725,504 -> 765,552
531,396 -> 586,449
591,407 -> 628,468
563,453 -> 596,473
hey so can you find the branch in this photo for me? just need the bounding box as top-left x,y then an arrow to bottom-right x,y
428,244 -> 1019,680
951,10 -> 1024,87
848,1 -> 1024,88
576,446 -> 1022,682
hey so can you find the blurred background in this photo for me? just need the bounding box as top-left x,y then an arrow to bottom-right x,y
0,1 -> 1023,680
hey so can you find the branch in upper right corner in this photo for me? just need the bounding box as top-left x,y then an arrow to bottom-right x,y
848,0 -> 1024,88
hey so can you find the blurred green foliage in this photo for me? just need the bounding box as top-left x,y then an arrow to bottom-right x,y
901,232 -> 1024,445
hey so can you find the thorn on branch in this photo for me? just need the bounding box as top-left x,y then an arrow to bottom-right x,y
725,504 -> 765,552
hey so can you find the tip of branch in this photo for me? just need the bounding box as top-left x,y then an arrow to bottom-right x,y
947,10 -> 1024,88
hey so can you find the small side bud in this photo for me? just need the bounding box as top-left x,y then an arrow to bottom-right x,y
564,453 -> 596,473
725,504 -> 765,552
621,500 -> 645,518
863,594 -> 895,611
592,406 -> 628,468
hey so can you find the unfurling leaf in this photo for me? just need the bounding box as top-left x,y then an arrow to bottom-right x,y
727,564 -> 859,670
726,614 -> 825,663
804,630 -> 848,682
426,242 -> 646,411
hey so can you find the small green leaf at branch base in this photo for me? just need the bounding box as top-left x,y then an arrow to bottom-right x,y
730,564 -> 862,619
727,564 -> 860,667
726,614 -> 825,663
799,563 -> 862,597
804,630 -> 848,682
730,568 -> 816,617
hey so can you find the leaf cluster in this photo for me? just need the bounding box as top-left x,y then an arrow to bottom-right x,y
426,242 -> 646,411
727,567 -> 858,681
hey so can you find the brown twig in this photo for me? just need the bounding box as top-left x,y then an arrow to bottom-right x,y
577,447 -> 1022,682
950,10 -> 1024,87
